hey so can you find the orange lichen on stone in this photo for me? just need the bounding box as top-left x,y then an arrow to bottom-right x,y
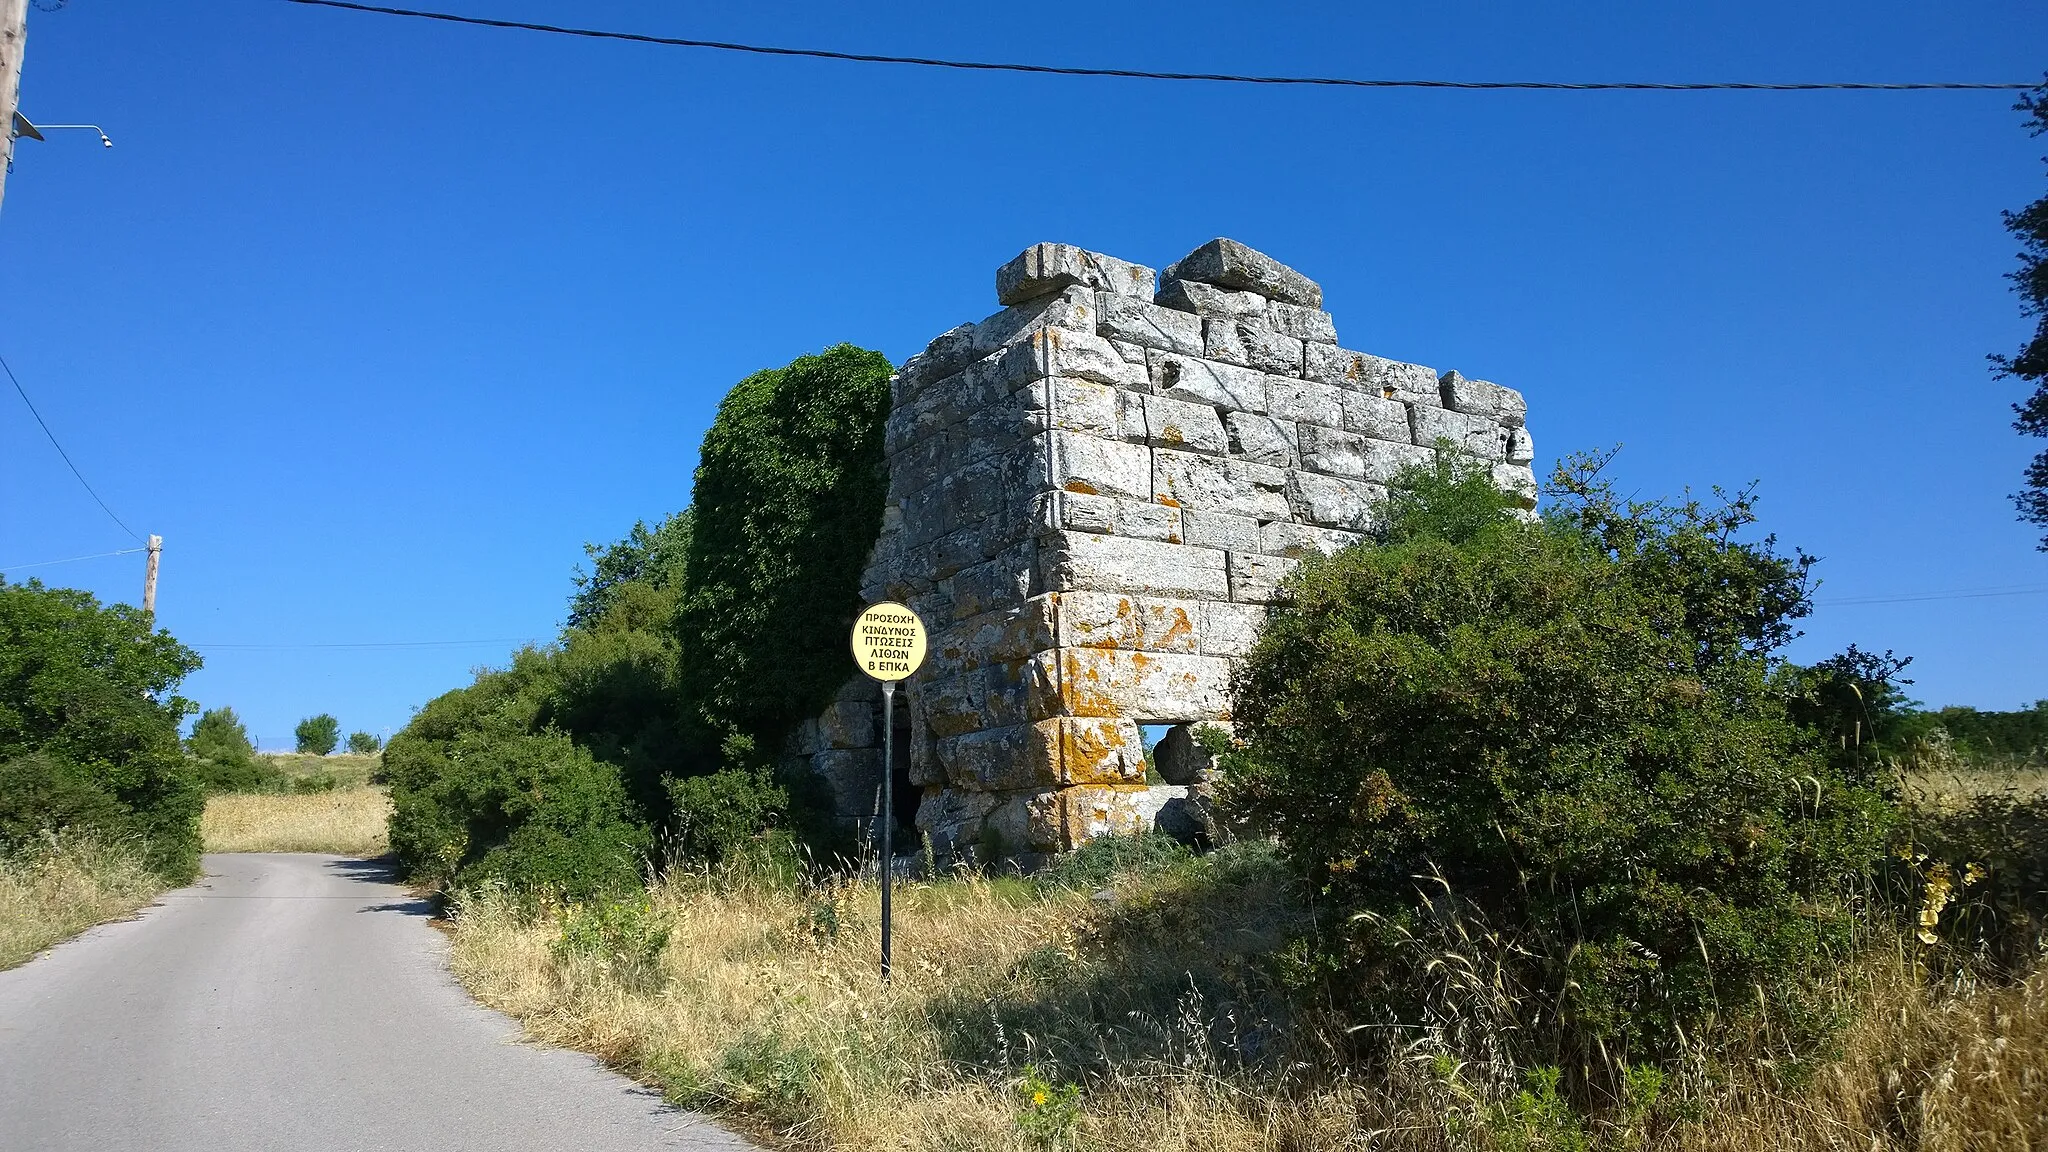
1160,607 -> 1194,647
1063,480 -> 1101,495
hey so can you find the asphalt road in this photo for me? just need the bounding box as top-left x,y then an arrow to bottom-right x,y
0,853 -> 756,1152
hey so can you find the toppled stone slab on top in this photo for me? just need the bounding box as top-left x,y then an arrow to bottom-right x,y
997,243 -> 1157,306
1155,277 -> 1267,318
1166,238 -> 1323,308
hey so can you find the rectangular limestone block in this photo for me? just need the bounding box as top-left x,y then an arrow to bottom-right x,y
1341,392 -> 1414,443
981,788 -> 1066,853
1181,509 -> 1260,551
1044,647 -> 1233,721
1108,338 -> 1149,366
895,323 -> 981,406
1264,300 -> 1338,344
1285,471 -> 1385,532
1095,293 -> 1204,357
1223,412 -> 1298,467
1149,354 -> 1268,412
1505,426 -> 1535,465
1155,277 -> 1266,318
1361,438 -> 1438,485
1153,449 -> 1291,520
1166,238 -> 1323,308
938,724 -> 1057,793
1411,405 -> 1507,459
1047,377 -> 1120,438
1228,551 -> 1300,603
1036,531 -> 1231,600
1054,492 -> 1180,542
972,285 -> 1097,359
925,597 -> 1057,680
946,542 -> 1035,619
1038,717 -> 1147,785
1204,318 -> 1304,376
998,326 -> 1146,390
1298,423 -> 1367,478
1037,431 -> 1153,500
923,665 -> 1034,739
810,748 -> 884,816
1266,377 -> 1345,427
1302,344 -> 1439,402
1493,462 -> 1539,507
1260,519 -> 1365,558
998,243 -> 1157,305
818,700 -> 878,749
1058,786 -> 1156,848
1200,601 -> 1267,657
1439,371 -> 1526,427
915,787 -> 999,852
1137,392 -> 1229,456
1057,589 -> 1202,653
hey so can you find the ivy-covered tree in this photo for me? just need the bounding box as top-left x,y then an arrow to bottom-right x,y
1995,77 -> 2048,549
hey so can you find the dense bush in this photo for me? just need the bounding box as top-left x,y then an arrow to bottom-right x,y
1218,451 -> 1891,1082
346,730 -> 382,754
185,706 -> 282,792
295,713 -> 340,755
0,579 -> 205,881
568,508 -> 692,630
674,344 -> 893,762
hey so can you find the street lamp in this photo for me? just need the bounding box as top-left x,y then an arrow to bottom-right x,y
11,112 -> 110,147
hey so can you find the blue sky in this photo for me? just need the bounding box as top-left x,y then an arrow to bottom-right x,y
1,1 -> 2043,746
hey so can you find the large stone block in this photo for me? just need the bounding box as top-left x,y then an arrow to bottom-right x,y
1045,377 -> 1119,438
1259,519 -> 1364,558
1200,601 -> 1266,657
1506,426 -> 1535,465
1061,786 -> 1161,847
972,286 -> 1096,358
810,749 -> 884,815
1041,647 -> 1232,722
1181,509 -> 1260,551
937,723 -> 1057,791
1438,371 -> 1527,427
923,665 -> 1032,739
1134,392 -> 1229,456
1095,293 -> 1204,356
1054,492 -> 1180,542
1223,412 -> 1298,467
982,788 -> 1065,853
1266,378 -> 1344,427
1298,423 -> 1367,478
1150,353 -> 1268,412
915,787 -> 998,852
1153,450 -> 1292,520
1302,344 -> 1439,402
1361,438 -> 1438,485
1341,392 -> 1413,443
997,243 -> 1157,305
1283,471 -> 1384,532
1037,431 -> 1153,500
1057,590 -> 1202,653
1264,300 -> 1338,344
1493,462 -> 1539,508
1228,552 -> 1300,603
1204,318 -> 1304,376
925,597 -> 1056,680
818,700 -> 879,749
996,326 -> 1145,390
1154,277 -> 1266,318
1036,531 -> 1231,600
947,542 -> 1035,618
1166,238 -> 1323,308
895,322 -> 980,405
1153,723 -> 1229,784
1411,405 -> 1506,459
1038,716 -> 1147,785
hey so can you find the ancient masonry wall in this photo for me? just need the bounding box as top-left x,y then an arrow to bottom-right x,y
784,239 -> 1537,862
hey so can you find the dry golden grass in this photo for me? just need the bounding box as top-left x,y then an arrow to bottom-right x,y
0,835 -> 165,970
257,751 -> 384,790
201,786 -> 392,855
444,852 -> 2048,1152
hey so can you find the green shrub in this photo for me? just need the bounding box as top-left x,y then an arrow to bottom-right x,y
1219,451 -> 1890,1082
664,766 -> 790,866
0,579 -> 204,881
185,706 -> 282,792
553,890 -> 671,987
294,714 -> 339,756
569,509 -> 692,630
674,344 -> 893,760
1036,830 -> 1193,893
345,730 -> 382,754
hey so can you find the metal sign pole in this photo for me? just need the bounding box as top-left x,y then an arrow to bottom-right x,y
880,680 -> 895,984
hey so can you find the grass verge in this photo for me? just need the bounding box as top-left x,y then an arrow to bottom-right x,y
0,835 -> 166,971
201,786 -> 392,855
441,840 -> 2047,1151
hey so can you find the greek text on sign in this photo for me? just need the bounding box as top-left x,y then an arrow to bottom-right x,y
852,603 -> 928,682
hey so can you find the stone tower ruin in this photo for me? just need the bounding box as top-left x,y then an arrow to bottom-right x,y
784,239 -> 1537,864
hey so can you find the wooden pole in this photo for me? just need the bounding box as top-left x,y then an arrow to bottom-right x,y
142,534 -> 161,616
0,0 -> 27,217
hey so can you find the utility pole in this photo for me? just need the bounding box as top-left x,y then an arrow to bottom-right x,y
142,534 -> 161,615
0,0 -> 26,216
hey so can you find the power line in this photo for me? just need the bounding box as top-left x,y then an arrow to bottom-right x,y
189,637 -> 543,651
0,546 -> 148,574
1,352 -> 144,543
279,1 -> 2039,92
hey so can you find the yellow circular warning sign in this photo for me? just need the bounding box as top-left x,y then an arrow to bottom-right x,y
852,602 -> 928,682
